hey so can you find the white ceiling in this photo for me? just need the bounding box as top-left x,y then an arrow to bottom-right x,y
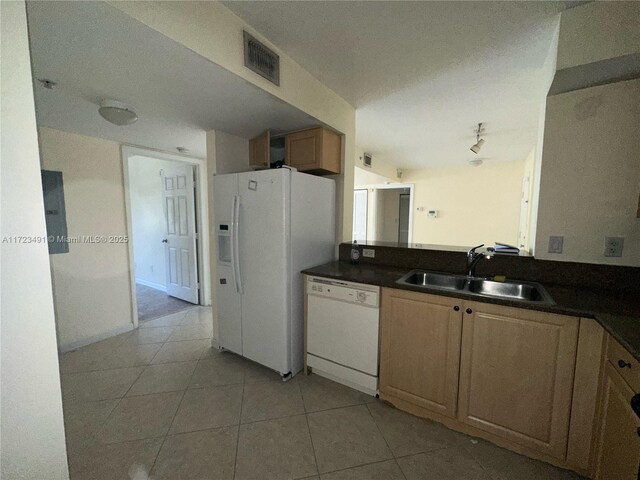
26,1 -> 321,159
225,1 -> 568,168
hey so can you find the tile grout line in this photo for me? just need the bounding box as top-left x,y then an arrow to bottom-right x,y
141,389 -> 185,476
459,443 -> 501,480
232,369 -> 247,480
313,457 -> 410,478
147,342 -> 201,476
362,403 -> 412,479
303,407 -> 321,477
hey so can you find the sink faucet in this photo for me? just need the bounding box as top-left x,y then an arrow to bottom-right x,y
466,244 -> 492,277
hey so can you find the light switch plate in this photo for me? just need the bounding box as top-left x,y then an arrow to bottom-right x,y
362,248 -> 375,258
548,236 -> 564,254
604,236 -> 624,257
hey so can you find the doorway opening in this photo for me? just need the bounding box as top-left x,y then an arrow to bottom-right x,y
352,183 -> 414,244
398,193 -> 410,243
353,189 -> 368,242
123,146 -> 211,325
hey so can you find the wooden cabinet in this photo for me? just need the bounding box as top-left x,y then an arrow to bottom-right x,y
594,340 -> 640,480
285,127 -> 342,175
379,289 -> 463,418
378,288 -> 601,472
249,130 -> 270,169
457,301 -> 579,459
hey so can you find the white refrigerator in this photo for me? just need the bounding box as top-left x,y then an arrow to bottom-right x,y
213,168 -> 335,378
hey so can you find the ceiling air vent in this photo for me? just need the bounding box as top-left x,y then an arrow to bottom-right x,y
243,31 -> 280,86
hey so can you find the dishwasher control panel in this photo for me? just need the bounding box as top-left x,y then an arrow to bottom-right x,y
307,276 -> 379,308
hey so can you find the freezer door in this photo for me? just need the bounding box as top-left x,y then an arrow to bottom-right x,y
237,169 -> 290,374
213,174 -> 242,355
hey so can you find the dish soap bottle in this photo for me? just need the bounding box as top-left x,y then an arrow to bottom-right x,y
350,240 -> 360,264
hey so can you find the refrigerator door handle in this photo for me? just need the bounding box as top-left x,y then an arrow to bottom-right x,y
229,195 -> 238,293
232,194 -> 244,294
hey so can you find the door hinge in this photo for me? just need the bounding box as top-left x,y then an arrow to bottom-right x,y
194,233 -> 199,240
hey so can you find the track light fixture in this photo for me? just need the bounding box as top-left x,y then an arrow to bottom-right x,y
470,122 -> 485,154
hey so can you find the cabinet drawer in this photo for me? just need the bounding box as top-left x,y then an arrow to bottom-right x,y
607,336 -> 640,392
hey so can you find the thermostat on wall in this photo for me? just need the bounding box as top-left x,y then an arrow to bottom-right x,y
427,210 -> 438,218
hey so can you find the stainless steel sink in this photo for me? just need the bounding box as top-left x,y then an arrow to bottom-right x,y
399,271 -> 467,290
467,278 -> 553,303
396,270 -> 554,305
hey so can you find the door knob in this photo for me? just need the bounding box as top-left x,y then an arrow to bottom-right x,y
466,308 -> 473,314
162,239 -> 168,243
453,306 -> 460,311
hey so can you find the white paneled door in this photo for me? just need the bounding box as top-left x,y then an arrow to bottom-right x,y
161,166 -> 199,304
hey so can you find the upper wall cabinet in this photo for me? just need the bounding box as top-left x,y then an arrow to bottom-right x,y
249,130 -> 270,169
285,127 -> 342,175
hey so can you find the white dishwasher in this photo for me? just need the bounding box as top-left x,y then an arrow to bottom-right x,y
306,276 -> 380,396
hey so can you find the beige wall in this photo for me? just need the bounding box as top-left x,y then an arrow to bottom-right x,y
39,127 -> 134,350
535,79 -> 640,266
206,131 -> 218,339
405,161 -> 525,247
355,148 -> 400,182
109,1 -> 356,243
1,2 -> 69,477
556,2 -> 640,70
354,166 -> 394,187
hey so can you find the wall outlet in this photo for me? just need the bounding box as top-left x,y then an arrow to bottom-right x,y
362,248 -> 375,258
548,235 -> 564,254
604,236 -> 624,257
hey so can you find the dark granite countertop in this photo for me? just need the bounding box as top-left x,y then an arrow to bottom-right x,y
302,261 -> 640,362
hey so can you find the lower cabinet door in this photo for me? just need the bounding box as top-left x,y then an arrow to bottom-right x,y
379,288 -> 463,418
595,363 -> 640,480
457,301 -> 579,459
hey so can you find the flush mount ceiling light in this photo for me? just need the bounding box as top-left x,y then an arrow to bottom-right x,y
98,99 -> 138,126
470,122 -> 485,154
468,158 -> 484,167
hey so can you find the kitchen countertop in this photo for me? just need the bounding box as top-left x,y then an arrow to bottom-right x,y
302,261 -> 640,362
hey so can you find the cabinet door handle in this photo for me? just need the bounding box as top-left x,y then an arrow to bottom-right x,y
453,306 -> 460,311
466,308 -> 473,314
619,359 -> 632,369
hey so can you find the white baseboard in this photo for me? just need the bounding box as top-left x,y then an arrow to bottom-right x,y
58,323 -> 135,353
135,278 -> 167,292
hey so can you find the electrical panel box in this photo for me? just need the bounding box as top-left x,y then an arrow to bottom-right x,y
41,170 -> 69,254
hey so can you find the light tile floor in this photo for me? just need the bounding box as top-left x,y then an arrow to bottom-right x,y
60,306 -> 584,480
